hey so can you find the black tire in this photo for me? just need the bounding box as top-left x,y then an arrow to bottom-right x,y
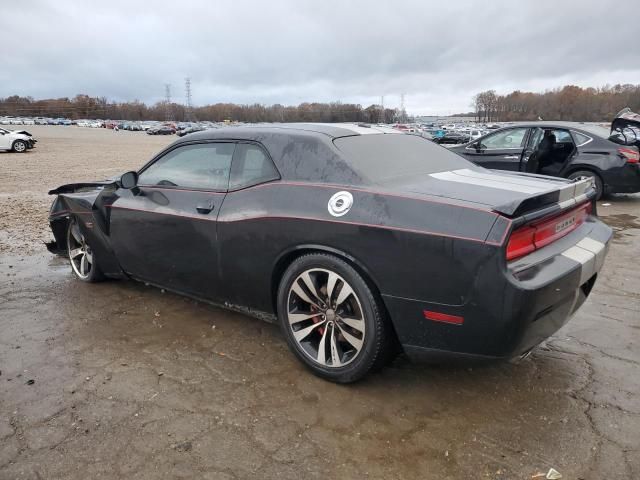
567,170 -> 604,200
277,253 -> 390,383
12,140 -> 27,153
66,219 -> 105,283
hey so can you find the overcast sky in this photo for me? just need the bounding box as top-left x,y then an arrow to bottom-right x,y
1,0 -> 637,115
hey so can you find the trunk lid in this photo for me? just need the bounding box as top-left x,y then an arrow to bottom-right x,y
386,167 -> 595,217
611,108 -> 640,148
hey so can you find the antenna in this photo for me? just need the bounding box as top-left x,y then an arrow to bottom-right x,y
164,83 -> 172,121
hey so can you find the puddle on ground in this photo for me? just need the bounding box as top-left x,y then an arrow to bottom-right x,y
601,213 -> 640,243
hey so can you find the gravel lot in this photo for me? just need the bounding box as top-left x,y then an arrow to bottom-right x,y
1,126 -> 639,479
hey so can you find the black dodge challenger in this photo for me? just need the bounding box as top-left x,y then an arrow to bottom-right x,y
47,124 -> 612,382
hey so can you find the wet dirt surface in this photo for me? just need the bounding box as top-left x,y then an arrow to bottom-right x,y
1,127 -> 639,479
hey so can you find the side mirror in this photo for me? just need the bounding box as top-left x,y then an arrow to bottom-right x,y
119,171 -> 138,189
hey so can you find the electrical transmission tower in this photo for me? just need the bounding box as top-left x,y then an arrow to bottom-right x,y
399,93 -> 407,123
378,95 -> 385,124
164,84 -> 173,121
185,77 -> 196,122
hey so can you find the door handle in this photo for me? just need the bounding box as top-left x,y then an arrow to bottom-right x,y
503,155 -> 519,159
196,201 -> 215,214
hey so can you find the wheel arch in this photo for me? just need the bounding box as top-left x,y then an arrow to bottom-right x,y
564,164 -> 604,179
270,244 -> 400,347
271,244 -> 380,311
12,138 -> 28,151
564,166 -> 606,194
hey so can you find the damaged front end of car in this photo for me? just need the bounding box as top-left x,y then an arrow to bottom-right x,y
46,180 -> 126,278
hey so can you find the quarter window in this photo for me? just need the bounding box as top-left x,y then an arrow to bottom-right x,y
481,128 -> 528,149
138,143 -> 235,190
229,143 -> 279,189
572,131 -> 591,146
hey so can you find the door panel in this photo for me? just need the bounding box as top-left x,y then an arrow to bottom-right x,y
108,142 -> 234,299
465,128 -> 529,171
109,187 -> 225,298
0,132 -> 11,149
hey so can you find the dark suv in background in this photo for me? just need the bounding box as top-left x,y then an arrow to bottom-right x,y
449,112 -> 640,199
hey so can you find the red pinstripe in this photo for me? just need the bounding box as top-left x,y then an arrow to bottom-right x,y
106,204 -> 503,245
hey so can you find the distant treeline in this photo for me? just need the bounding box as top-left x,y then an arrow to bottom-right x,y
0,94 -> 401,123
3,84 -> 639,123
471,84 -> 640,123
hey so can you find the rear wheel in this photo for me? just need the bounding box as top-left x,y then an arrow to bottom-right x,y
567,170 -> 604,200
67,219 -> 104,282
12,140 -> 27,153
277,253 -> 390,383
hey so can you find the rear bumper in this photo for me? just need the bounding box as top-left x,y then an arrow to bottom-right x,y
384,218 -> 612,361
604,163 -> 640,194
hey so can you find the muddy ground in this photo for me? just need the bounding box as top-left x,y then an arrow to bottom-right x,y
1,126 -> 639,479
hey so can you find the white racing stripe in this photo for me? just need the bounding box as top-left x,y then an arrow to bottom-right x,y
576,237 -> 607,273
430,170 -> 549,194
451,168 -> 562,190
561,237 -> 606,285
557,184 -> 576,203
430,169 -> 594,202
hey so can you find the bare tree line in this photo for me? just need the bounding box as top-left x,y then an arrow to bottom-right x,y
3,84 -> 639,123
472,84 -> 640,123
0,94 -> 399,123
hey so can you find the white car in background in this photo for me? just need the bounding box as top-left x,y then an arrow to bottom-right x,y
0,127 -> 36,153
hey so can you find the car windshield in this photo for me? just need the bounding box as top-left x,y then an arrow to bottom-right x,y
333,134 -> 473,183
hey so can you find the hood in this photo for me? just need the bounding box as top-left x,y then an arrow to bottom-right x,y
8,129 -> 32,137
385,168 -> 594,217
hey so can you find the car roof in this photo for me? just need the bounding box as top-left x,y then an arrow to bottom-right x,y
175,123 -> 401,144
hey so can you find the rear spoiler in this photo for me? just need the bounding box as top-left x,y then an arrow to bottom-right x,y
492,174 -> 595,218
48,180 -> 116,195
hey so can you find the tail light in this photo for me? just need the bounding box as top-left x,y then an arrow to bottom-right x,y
506,203 -> 591,261
619,147 -> 639,163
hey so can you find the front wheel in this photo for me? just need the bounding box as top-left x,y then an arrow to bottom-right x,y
277,253 -> 391,383
12,140 -> 27,153
67,219 -> 104,282
567,170 -> 604,200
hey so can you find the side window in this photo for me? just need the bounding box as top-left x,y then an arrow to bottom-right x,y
229,143 -> 279,189
138,143 -> 235,190
571,131 -> 592,146
481,128 -> 528,149
553,130 -> 573,144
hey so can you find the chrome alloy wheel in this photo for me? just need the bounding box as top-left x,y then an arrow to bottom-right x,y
67,220 -> 93,279
287,268 -> 366,368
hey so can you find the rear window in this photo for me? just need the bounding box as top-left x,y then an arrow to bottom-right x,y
333,134 -> 472,182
